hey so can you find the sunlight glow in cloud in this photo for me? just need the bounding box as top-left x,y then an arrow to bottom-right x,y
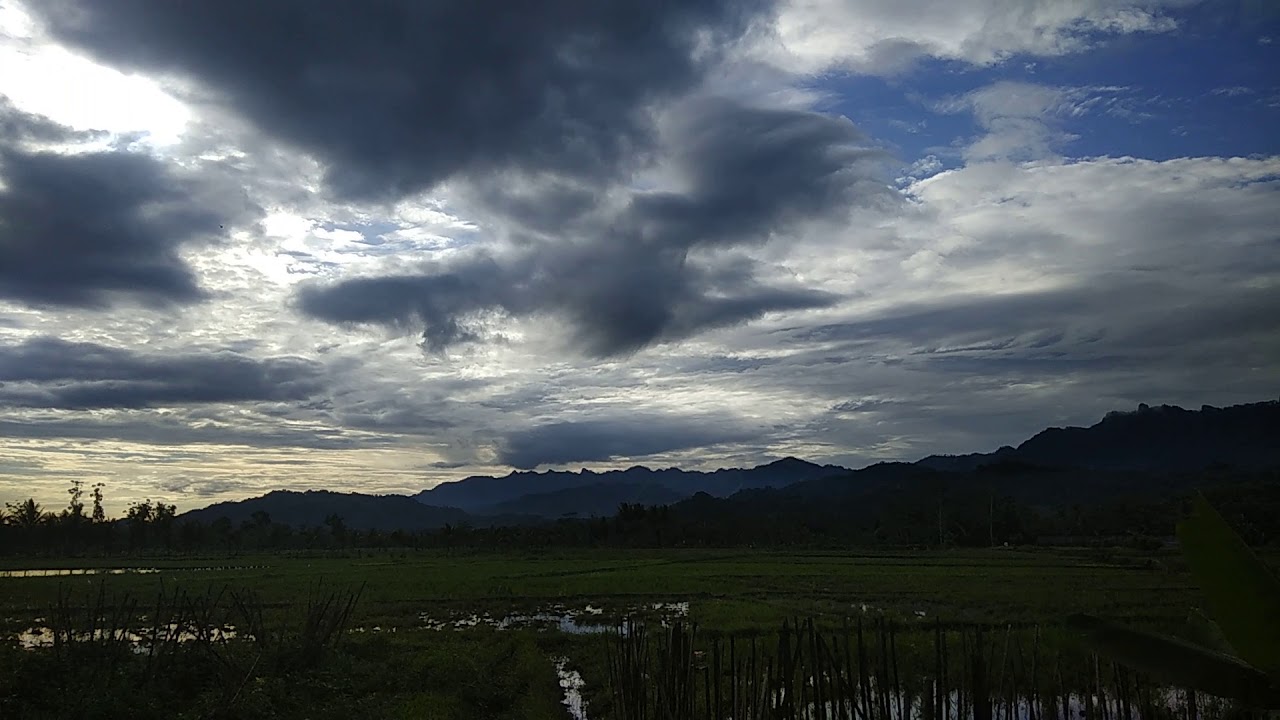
0,19 -> 191,148
0,0 -> 1276,512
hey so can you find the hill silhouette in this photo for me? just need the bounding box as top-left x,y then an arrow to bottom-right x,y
918,400 -> 1280,472
413,456 -> 844,516
180,399 -> 1280,531
178,490 -> 472,531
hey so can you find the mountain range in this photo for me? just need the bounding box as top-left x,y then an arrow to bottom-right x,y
178,399 -> 1280,530
411,456 -> 846,515
178,490 -> 472,531
916,401 -> 1280,472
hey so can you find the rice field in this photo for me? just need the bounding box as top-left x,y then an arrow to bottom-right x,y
0,547 -> 1268,719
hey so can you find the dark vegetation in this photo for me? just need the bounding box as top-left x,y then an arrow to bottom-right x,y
601,618 -> 1232,720
2,544 -> 1277,718
4,469 -> 1277,556
0,582 -> 565,719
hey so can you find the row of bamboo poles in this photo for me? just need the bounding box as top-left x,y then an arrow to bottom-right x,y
604,618 -> 1227,720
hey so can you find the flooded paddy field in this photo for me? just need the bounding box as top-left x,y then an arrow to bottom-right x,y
0,547 -> 1266,719
0,547 -> 1207,627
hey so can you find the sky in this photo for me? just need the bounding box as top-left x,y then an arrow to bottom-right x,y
0,0 -> 1277,514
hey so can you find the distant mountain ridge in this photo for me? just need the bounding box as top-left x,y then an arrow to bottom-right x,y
656,401 -> 1280,542
484,482 -> 688,518
181,399 -> 1280,530
412,456 -> 847,515
178,490 -> 473,531
918,400 -> 1280,472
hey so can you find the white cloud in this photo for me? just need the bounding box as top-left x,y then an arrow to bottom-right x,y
1211,85 -> 1256,97
935,81 -> 1146,161
0,3 -> 190,146
756,0 -> 1192,75
900,155 -> 1280,289
951,81 -> 1081,160
899,154 -> 943,182
701,152 -> 1280,461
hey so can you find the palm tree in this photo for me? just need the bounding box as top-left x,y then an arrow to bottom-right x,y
6,498 -> 47,528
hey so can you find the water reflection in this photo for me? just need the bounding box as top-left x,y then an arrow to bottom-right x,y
788,687 -> 1222,720
554,656 -> 589,720
15,624 -> 239,652
0,565 -> 271,578
0,568 -> 159,578
420,601 -> 690,634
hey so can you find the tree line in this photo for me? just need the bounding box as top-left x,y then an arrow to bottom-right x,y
2,472 -> 1276,556
0,480 -> 178,555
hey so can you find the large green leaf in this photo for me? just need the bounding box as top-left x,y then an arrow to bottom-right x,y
1182,608 -> 1236,657
1177,495 -> 1280,675
1067,614 -> 1279,706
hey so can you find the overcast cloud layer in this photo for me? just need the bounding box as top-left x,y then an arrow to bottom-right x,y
0,0 -> 1276,512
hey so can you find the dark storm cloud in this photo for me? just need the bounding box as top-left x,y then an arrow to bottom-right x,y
497,416 -> 753,469
0,105 -> 257,309
784,281 -> 1280,406
31,0 -> 771,200
629,99 -> 891,247
25,1 -> 894,354
0,337 -> 325,409
299,99 -> 884,355
299,252 -> 835,357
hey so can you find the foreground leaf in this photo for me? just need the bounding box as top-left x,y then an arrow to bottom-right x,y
1177,495 -> 1280,675
1067,614 -> 1279,706
1182,608 -> 1236,657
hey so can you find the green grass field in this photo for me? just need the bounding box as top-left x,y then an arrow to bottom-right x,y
3,547 -> 1265,719
0,546 -> 1203,630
